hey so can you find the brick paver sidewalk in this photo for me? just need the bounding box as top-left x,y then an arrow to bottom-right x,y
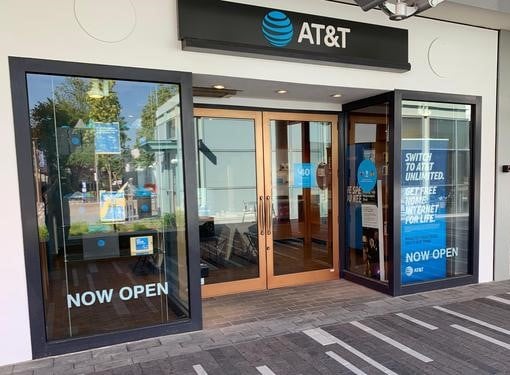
2,279 -> 510,374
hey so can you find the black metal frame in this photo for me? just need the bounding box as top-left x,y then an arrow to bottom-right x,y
340,90 -> 481,296
8,57 -> 202,358
394,90 -> 481,296
340,92 -> 395,295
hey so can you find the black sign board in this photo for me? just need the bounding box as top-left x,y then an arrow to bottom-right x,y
178,0 -> 410,72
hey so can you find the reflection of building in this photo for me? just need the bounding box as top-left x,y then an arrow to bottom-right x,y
137,95 -> 183,217
402,103 -> 472,218
156,96 -> 183,216
196,118 -> 257,221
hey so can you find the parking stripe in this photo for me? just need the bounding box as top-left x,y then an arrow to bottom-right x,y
396,313 -> 438,330
486,295 -> 510,305
256,366 -> 276,375
350,321 -> 433,363
451,324 -> 510,350
193,364 -> 208,375
303,328 -> 399,375
434,306 -> 510,335
303,327 -> 337,345
326,351 -> 368,375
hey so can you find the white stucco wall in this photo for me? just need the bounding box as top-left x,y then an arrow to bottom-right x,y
0,0 -> 498,365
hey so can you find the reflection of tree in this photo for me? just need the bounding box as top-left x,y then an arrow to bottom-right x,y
55,78 -> 89,120
31,78 -> 128,193
135,85 -> 177,168
31,97 -> 75,250
87,81 -> 127,191
31,98 -> 73,184
67,144 -> 95,178
53,78 -> 92,186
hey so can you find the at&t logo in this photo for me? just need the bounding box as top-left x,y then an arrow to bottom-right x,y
262,10 -> 351,49
262,11 -> 294,47
405,266 -> 414,277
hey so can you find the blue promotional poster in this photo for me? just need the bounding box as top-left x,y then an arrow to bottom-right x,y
99,191 -> 126,222
401,139 -> 449,284
357,159 -> 377,193
95,122 -> 121,154
346,145 -> 376,251
293,163 -> 317,188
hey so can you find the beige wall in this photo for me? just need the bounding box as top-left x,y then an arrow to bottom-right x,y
0,0 -> 498,365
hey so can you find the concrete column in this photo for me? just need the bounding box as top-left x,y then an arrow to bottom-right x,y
494,30 -> 510,281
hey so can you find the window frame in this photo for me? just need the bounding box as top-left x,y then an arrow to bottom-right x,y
341,91 -> 396,295
341,90 -> 481,296
393,90 -> 481,296
9,57 -> 202,358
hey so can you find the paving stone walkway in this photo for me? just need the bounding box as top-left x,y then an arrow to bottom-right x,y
3,279 -> 510,374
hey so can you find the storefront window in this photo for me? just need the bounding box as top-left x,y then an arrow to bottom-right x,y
346,103 -> 391,283
27,74 -> 189,340
400,101 -> 472,284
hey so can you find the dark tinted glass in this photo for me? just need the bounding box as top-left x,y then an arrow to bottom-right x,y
27,74 -> 189,340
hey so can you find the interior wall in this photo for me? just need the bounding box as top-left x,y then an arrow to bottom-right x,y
495,30 -> 510,281
0,0 -> 498,365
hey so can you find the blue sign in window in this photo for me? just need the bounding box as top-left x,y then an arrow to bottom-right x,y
293,163 -> 316,188
95,122 -> 121,154
401,139 -> 448,284
357,159 -> 377,193
136,237 -> 150,251
99,191 -> 126,222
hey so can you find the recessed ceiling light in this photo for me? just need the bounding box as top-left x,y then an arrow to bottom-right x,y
276,90 -> 288,94
331,93 -> 343,98
213,85 -> 225,90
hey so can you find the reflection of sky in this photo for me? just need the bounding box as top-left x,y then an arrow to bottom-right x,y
115,80 -> 156,147
27,74 -> 65,109
126,118 -> 141,148
115,80 -> 155,121
26,74 -> 165,146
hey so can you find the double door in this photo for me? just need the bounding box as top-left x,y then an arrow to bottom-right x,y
195,109 -> 339,297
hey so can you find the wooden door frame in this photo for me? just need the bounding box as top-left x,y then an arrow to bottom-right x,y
262,112 -> 340,289
194,108 -> 267,298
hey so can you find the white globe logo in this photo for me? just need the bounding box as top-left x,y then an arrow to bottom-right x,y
405,266 -> 414,277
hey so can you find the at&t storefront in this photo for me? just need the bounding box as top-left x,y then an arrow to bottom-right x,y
0,0 -> 496,364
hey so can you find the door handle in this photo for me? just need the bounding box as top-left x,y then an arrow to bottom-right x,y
265,196 -> 272,235
258,195 -> 265,235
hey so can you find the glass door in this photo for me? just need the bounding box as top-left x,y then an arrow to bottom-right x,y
196,109 -> 339,297
263,113 -> 339,289
195,109 -> 266,298
344,102 -> 391,288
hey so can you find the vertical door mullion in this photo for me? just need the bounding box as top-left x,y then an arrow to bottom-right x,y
392,91 -> 402,295
332,117 -> 340,274
255,111 -> 269,289
261,112 -> 274,286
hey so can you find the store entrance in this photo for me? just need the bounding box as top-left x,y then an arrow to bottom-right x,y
195,108 -> 339,298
